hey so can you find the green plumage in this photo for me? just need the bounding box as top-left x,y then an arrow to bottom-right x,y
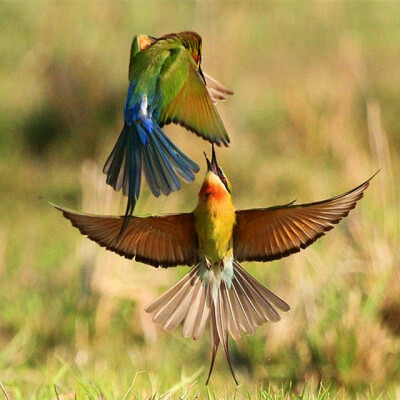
104,31 -> 231,232
127,32 -> 229,143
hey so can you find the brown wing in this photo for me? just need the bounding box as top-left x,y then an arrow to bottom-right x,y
233,174 -> 376,263
52,204 -> 199,268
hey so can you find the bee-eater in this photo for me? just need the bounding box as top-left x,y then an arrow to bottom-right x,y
104,31 -> 233,232
53,148 -> 374,385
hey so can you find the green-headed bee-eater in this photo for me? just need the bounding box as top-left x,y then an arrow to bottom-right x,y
104,31 -> 233,232
129,34 -> 233,104
53,148 -> 374,385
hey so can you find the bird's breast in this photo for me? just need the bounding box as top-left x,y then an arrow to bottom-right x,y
193,197 -> 236,263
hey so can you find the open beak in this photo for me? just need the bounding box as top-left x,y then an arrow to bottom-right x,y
204,144 -> 219,174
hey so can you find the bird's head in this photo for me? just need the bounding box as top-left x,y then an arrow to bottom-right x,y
199,145 -> 232,200
131,31 -> 203,69
179,31 -> 203,68
150,31 -> 205,82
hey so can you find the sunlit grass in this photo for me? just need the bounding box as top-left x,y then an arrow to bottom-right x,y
1,1 -> 400,397
1,365 -> 397,400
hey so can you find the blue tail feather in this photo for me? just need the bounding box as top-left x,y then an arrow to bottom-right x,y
141,141 -> 165,197
146,130 -> 182,193
126,132 -> 142,204
153,125 -> 200,182
103,112 -> 199,234
103,126 -> 127,192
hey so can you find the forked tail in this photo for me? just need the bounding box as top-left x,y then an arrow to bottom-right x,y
103,120 -> 199,234
145,260 -> 290,385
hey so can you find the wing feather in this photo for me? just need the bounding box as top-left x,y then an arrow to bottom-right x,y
51,204 -> 199,268
203,72 -> 234,103
234,174 -> 375,263
158,48 -> 229,146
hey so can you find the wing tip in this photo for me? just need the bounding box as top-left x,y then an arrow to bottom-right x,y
234,172 -> 376,263
50,203 -> 198,269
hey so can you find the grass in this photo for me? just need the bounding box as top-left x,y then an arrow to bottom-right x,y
1,368 -> 396,400
1,1 -> 400,398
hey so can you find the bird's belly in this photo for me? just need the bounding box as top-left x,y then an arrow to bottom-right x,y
195,210 -> 235,263
200,234 -> 229,262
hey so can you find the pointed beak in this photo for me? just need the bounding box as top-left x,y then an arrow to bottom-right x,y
204,152 -> 212,172
204,144 -> 219,174
211,144 -> 218,170
199,66 -> 206,85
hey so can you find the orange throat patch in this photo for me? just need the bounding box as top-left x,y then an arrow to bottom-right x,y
199,177 -> 229,202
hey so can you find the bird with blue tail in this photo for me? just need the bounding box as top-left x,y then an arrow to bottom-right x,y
52,147 -> 376,385
104,31 -> 233,234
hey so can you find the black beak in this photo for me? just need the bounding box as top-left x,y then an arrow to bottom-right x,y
205,152 -> 212,171
204,144 -> 219,173
199,66 -> 206,85
211,144 -> 218,170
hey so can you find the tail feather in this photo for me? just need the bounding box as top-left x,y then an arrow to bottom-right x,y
145,260 -> 290,385
234,262 -> 290,312
104,127 -> 126,192
206,310 -> 220,385
215,286 -> 238,385
153,125 -> 200,182
222,284 -> 241,341
192,285 -> 211,340
182,283 -> 210,340
141,136 -> 172,197
152,271 -> 199,332
228,281 -> 255,336
145,267 -> 197,314
233,275 -> 266,326
103,118 -> 199,233
162,276 -> 201,332
234,265 -> 281,322
126,132 -> 142,215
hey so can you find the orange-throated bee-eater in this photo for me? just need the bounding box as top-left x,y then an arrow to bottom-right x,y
104,31 -> 233,233
53,148 -> 374,385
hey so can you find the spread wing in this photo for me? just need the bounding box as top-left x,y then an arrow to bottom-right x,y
233,175 -> 375,263
157,46 -> 230,146
52,204 -> 199,268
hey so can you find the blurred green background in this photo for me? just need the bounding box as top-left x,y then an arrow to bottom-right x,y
1,1 -> 400,398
